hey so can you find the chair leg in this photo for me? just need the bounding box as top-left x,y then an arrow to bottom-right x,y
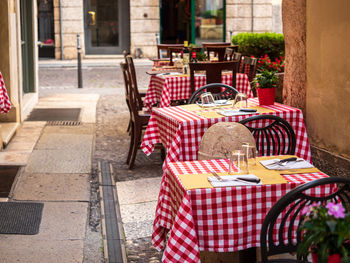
128,124 -> 141,170
160,145 -> 166,161
126,122 -> 134,165
126,119 -> 131,134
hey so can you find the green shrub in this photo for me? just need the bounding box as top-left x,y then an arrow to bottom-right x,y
231,32 -> 285,60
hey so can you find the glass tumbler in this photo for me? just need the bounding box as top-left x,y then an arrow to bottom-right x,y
229,150 -> 248,174
200,92 -> 215,105
233,93 -> 248,109
242,142 -> 257,167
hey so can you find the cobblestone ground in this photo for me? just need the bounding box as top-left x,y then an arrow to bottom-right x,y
39,65 -> 163,263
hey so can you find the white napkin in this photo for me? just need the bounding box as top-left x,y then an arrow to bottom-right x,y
218,109 -> 256,117
207,174 -> 262,187
260,158 -> 314,170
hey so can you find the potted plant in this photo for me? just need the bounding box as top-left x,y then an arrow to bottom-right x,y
252,70 -> 278,105
297,202 -> 350,263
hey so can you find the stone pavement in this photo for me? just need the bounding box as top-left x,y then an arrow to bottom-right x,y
0,59 -> 164,263
0,94 -> 101,262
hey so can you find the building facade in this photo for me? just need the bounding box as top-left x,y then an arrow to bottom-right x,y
39,0 -> 282,60
0,0 -> 39,146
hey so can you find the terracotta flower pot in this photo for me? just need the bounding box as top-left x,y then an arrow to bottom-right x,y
312,253 -> 342,263
257,87 -> 276,105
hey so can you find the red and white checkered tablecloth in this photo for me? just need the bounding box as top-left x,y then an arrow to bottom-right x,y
143,73 -> 252,111
0,72 -> 11,114
152,159 -> 331,263
141,98 -> 313,170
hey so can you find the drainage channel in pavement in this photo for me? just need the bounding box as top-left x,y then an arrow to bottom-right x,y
99,160 -> 127,263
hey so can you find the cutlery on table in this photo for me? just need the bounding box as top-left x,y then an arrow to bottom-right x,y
266,157 -> 304,166
210,171 -> 260,184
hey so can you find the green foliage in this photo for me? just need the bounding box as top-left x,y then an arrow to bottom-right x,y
231,32 -> 285,60
297,203 -> 350,263
195,52 -> 208,61
252,70 -> 278,90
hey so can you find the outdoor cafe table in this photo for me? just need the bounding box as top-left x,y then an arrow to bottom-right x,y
141,98 -> 313,170
153,158 -> 331,263
143,73 -> 253,111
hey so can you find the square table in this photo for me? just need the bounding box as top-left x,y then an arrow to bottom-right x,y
143,73 -> 252,111
141,98 -> 312,170
153,158 -> 331,263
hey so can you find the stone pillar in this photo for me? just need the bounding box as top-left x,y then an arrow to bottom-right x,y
130,0 -> 159,58
282,0 -> 306,112
54,0 -> 84,59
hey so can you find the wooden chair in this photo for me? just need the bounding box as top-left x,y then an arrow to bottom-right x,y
187,83 -> 238,104
188,60 -> 240,94
260,177 -> 350,262
239,114 -> 296,156
240,56 -> 258,82
157,44 -> 184,59
202,42 -> 232,49
225,50 -> 242,64
168,46 -> 184,66
205,45 -> 239,61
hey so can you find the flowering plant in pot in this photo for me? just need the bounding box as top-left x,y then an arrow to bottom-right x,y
252,70 -> 278,105
297,202 -> 350,263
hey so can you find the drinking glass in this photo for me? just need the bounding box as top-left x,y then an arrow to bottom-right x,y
229,150 -> 248,174
200,92 -> 215,105
242,142 -> 257,166
233,93 -> 248,109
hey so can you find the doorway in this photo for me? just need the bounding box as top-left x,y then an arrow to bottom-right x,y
20,0 -> 35,94
84,0 -> 130,54
160,0 -> 225,45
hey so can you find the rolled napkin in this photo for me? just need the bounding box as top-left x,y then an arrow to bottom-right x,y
260,158 -> 314,170
207,174 -> 262,187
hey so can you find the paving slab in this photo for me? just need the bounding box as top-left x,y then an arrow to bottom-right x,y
30,201 -> 88,240
13,173 -> 90,201
43,124 -> 94,134
0,238 -> 83,263
123,220 -> 154,240
35,133 -> 93,151
119,201 -> 157,224
25,149 -> 92,174
116,177 -> 161,205
0,152 -> 30,165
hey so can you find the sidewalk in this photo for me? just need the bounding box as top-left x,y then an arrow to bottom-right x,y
0,94 -> 101,262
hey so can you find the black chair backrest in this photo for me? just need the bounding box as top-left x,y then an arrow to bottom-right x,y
260,177 -> 350,262
239,114 -> 296,156
240,56 -> 258,82
187,83 -> 238,104
189,60 -> 240,94
125,55 -> 143,111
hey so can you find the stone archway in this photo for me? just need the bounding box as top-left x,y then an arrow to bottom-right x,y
282,0 -> 306,113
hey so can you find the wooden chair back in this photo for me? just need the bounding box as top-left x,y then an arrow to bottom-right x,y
189,60 -> 240,94
240,56 -> 258,82
204,45 -> 239,61
125,55 -> 143,111
157,44 -> 184,59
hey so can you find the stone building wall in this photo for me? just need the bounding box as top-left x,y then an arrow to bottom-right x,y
54,0 -> 84,59
129,0 -> 159,58
226,0 -> 274,41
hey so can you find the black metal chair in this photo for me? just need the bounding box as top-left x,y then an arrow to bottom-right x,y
187,83 -> 238,104
260,177 -> 350,263
239,114 -> 296,156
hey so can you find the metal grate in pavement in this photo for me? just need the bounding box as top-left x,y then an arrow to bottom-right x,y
99,160 -> 126,263
26,108 -> 81,122
46,121 -> 81,126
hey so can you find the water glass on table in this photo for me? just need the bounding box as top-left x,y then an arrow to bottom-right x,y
242,142 -> 257,166
200,92 -> 215,105
229,150 -> 248,174
233,93 -> 248,109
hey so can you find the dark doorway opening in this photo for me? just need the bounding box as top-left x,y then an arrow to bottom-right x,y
0,166 -> 22,198
37,0 -> 55,58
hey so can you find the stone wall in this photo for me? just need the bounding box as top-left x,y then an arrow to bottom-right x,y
130,0 -> 159,58
54,0 -> 84,59
226,0 -> 274,41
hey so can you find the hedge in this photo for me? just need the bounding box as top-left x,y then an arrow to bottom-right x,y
231,32 -> 285,60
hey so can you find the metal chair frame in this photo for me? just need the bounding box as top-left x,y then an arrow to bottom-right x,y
187,83 -> 238,104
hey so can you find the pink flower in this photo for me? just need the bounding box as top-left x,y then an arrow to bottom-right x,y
326,202 -> 345,219
302,205 -> 312,216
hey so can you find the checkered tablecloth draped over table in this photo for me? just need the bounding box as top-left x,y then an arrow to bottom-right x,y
143,73 -> 253,111
152,159 -> 331,263
0,72 -> 11,114
141,98 -> 313,170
